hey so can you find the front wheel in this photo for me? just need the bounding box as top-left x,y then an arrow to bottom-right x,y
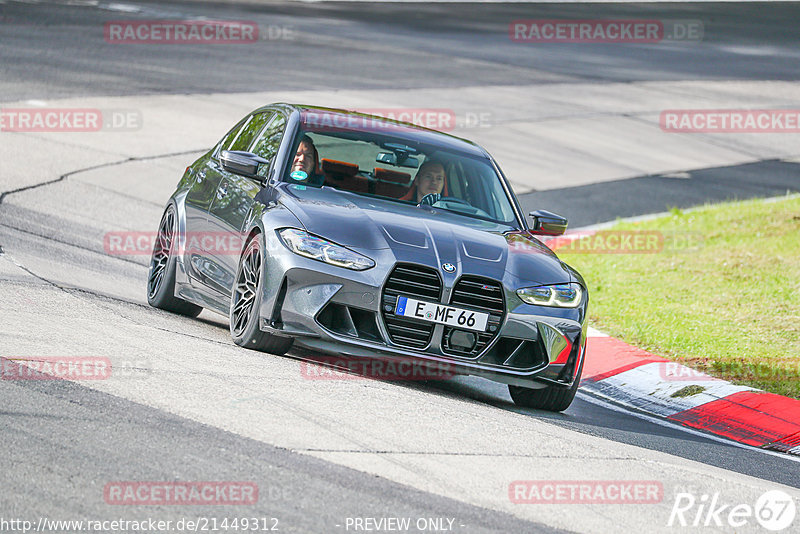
147,204 -> 203,317
508,356 -> 584,412
230,233 -> 293,355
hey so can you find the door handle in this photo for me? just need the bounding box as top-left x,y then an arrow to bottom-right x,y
218,182 -> 228,198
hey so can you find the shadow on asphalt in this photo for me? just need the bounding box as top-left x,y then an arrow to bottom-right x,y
518,159 -> 800,228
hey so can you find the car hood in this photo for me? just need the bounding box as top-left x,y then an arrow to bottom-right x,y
278,184 -> 575,286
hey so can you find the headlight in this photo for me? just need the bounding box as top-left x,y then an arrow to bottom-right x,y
277,228 -> 375,271
517,283 -> 583,308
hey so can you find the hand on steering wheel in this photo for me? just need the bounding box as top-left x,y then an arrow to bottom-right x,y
418,193 -> 441,206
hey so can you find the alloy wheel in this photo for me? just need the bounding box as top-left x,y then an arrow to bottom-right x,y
148,206 -> 176,300
232,239 -> 262,337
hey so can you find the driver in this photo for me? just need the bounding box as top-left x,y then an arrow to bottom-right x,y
400,160 -> 448,203
290,135 -> 324,186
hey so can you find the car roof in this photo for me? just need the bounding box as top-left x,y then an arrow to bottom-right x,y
251,103 -> 491,159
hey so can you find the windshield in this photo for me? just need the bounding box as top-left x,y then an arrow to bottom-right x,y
283,123 -> 519,226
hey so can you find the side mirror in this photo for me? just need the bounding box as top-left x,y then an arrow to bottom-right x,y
220,150 -> 269,178
529,210 -> 568,236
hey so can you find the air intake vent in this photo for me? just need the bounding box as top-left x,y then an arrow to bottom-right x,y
478,337 -> 548,371
317,303 -> 382,342
381,264 -> 441,349
442,276 -> 505,358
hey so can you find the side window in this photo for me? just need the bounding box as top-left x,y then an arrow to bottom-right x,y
214,118 -> 247,157
228,112 -> 274,152
250,114 -> 288,175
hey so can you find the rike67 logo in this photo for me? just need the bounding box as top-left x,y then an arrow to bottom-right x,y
669,489 -> 797,531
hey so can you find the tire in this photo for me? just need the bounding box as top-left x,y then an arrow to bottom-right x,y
147,204 -> 203,317
230,233 -> 294,355
508,356 -> 584,412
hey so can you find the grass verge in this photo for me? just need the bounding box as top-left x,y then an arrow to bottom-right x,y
556,194 -> 800,398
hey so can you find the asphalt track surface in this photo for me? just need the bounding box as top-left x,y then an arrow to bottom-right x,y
2,1 -> 800,100
2,1 -> 800,533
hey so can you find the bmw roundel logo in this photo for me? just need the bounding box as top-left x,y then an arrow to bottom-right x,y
442,263 -> 456,273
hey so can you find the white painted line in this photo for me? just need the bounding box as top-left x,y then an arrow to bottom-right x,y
576,390 -> 800,464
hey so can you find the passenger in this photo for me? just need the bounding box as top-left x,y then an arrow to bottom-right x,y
290,135 -> 324,186
399,160 -> 448,203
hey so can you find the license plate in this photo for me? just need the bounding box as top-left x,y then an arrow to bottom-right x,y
394,296 -> 489,332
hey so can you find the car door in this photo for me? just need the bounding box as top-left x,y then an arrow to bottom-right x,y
184,117 -> 246,258
182,118 -> 251,299
186,111 -> 275,294
205,111 -> 287,294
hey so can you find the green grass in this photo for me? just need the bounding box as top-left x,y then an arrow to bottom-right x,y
558,195 -> 800,398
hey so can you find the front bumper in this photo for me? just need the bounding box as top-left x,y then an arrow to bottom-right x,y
257,231 -> 586,389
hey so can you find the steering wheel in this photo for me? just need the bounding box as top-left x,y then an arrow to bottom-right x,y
419,194 -> 473,207
418,193 -> 441,206
436,196 -> 473,207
